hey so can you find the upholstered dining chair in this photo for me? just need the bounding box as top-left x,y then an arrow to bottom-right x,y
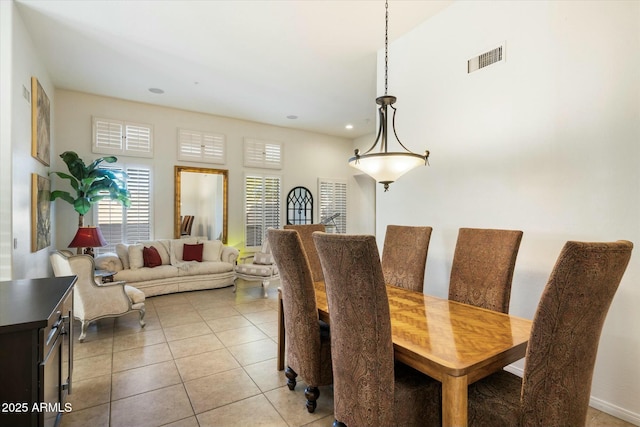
461,240 -> 633,427
268,229 -> 332,413
283,224 -> 326,282
180,215 -> 194,237
313,232 -> 440,427
50,251 -> 146,342
234,234 -> 279,298
449,227 -> 523,313
381,224 -> 432,292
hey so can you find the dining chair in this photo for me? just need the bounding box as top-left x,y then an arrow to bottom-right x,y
267,229 -> 332,413
449,227 -> 523,313
381,225 -> 432,292
284,224 -> 326,282
313,232 -> 440,427
50,251 -> 146,342
464,240 -> 633,427
180,215 -> 194,237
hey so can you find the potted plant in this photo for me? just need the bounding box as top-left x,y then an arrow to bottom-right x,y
50,151 -> 131,227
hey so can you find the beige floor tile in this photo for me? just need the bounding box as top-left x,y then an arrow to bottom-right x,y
112,342 -> 173,372
244,358 -> 288,392
66,374 -> 111,411
160,416 -> 200,427
243,309 -> 278,325
73,337 -> 113,360
168,333 -> 225,359
113,313 -> 161,336
158,310 -> 204,328
301,414 -> 336,427
196,305 -> 241,320
184,368 -> 261,414
110,384 -> 194,427
256,320 -> 279,338
60,402 -> 110,427
149,293 -> 192,307
206,315 -> 252,332
112,328 -> 166,352
72,318 -> 114,342
265,384 -> 334,427
163,321 -> 213,342
215,325 -> 269,347
234,300 -> 276,314
73,353 -> 112,381
111,360 -> 182,400
174,348 -> 240,382
155,302 -> 195,316
227,338 -> 277,366
196,394 -> 288,427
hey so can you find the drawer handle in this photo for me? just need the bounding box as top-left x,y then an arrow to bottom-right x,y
46,319 -> 63,345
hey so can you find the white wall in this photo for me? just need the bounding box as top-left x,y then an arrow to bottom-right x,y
376,0 -> 640,422
52,90 -> 359,253
2,2 -> 56,280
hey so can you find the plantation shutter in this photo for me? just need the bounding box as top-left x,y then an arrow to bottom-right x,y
92,117 -> 153,158
319,179 -> 347,234
245,174 -> 281,248
178,129 -> 226,164
243,138 -> 283,169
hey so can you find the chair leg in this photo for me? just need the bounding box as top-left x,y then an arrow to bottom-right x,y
233,278 -> 238,293
285,366 -> 297,390
139,308 -> 146,328
262,279 -> 269,298
79,320 -> 89,342
305,386 -> 320,413
333,421 -> 347,427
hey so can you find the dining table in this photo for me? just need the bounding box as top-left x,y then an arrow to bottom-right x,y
276,281 -> 533,427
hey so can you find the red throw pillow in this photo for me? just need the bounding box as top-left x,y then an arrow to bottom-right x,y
183,243 -> 203,262
143,246 -> 162,268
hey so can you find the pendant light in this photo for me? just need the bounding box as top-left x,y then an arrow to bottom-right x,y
349,0 -> 430,191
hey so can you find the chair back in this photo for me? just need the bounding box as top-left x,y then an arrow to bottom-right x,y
381,225 -> 432,292
449,227 -> 523,313
520,240 -> 632,426
267,229 -> 331,386
313,232 -> 394,427
180,215 -> 194,236
50,251 -> 98,320
284,224 -> 326,281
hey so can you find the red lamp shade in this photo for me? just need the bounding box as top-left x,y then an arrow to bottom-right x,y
68,226 -> 107,249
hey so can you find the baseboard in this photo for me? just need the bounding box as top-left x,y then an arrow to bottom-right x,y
503,364 -> 640,426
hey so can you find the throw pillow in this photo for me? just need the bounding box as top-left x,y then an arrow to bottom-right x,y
254,252 -> 273,265
202,240 -> 223,262
143,246 -> 162,268
116,243 -> 130,269
128,244 -> 144,269
183,243 -> 204,262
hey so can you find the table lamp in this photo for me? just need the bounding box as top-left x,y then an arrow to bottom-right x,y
68,226 -> 107,257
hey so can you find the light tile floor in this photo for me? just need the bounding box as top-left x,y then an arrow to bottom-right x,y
60,280 -> 634,427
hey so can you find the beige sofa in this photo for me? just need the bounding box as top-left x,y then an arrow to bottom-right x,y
94,237 -> 239,297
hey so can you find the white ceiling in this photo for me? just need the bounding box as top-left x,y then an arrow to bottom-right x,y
16,0 -> 452,139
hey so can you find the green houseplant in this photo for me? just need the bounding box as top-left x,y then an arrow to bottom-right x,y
50,151 -> 131,227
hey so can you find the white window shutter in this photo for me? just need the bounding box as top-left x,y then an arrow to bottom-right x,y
93,118 -> 123,153
92,116 -> 153,158
244,138 -> 283,169
125,123 -> 153,157
319,179 -> 347,234
244,174 -> 281,248
178,129 -> 226,164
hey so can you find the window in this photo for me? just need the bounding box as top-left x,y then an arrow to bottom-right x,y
244,138 -> 283,169
244,174 -> 281,248
94,165 -> 152,254
318,178 -> 347,234
178,128 -> 226,164
92,116 -> 153,158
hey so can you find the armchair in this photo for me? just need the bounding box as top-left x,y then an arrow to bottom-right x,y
50,251 -> 146,342
234,236 -> 279,298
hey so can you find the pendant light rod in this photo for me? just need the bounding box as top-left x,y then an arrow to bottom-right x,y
348,0 -> 430,192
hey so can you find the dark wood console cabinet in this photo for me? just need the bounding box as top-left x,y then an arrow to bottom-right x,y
0,276 -> 75,427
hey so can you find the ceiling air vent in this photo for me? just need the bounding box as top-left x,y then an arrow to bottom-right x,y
468,44 -> 504,73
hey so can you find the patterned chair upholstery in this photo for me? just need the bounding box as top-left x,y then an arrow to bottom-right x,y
50,251 -> 146,342
449,227 -> 523,313
381,225 -> 432,292
234,235 -> 279,298
464,240 -> 633,426
267,229 -> 332,413
313,232 -> 440,427
283,224 -> 326,282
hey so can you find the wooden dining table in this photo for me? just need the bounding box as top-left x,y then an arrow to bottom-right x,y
277,282 -> 533,427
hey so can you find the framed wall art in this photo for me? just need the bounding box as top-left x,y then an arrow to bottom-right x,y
31,76 -> 51,166
31,173 -> 51,252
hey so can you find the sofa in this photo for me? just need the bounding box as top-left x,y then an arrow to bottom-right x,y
94,237 -> 239,297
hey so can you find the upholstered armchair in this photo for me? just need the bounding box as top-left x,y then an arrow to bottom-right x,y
381,225 -> 432,292
449,227 -> 523,313
268,229 -> 332,413
234,235 -> 279,298
283,224 -> 326,282
463,240 -> 633,426
50,251 -> 146,342
314,232 -> 440,427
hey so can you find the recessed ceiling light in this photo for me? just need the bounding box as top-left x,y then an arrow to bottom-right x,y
345,124 -> 354,130
286,115 -> 298,120
148,88 -> 164,94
